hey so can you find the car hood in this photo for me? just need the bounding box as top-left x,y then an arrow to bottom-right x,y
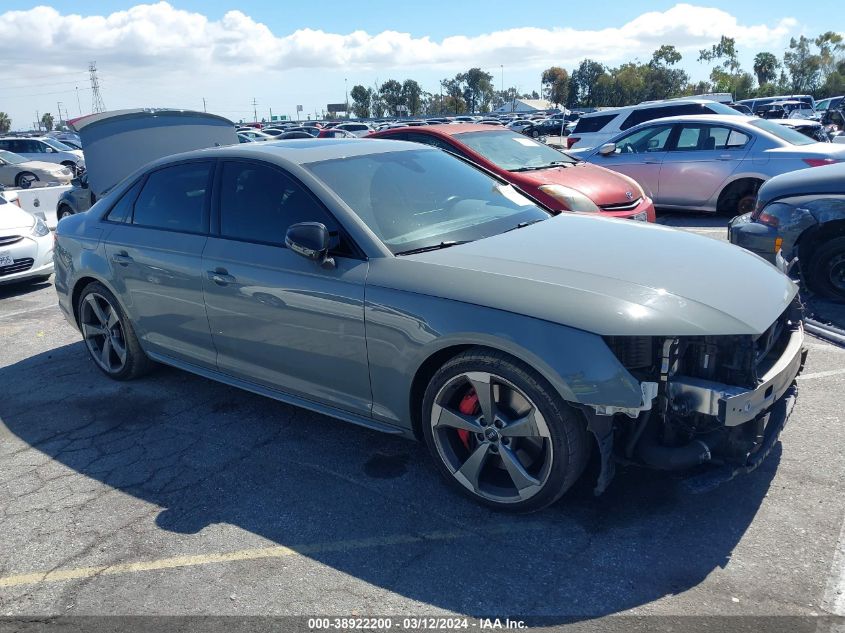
0,205 -> 35,232
69,108 -> 237,197
757,161 -> 845,207
372,214 -> 796,336
512,162 -> 643,205
22,160 -> 69,174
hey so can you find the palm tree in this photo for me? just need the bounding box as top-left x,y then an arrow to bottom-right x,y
40,112 -> 54,132
0,112 -> 10,134
753,52 -> 780,87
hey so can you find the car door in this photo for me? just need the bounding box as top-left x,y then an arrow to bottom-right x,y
201,159 -> 371,416
102,160 -> 218,368
658,124 -> 751,208
594,124 -> 672,200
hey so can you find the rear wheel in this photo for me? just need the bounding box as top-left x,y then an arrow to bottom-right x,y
57,205 -> 74,221
77,282 -> 154,380
717,179 -> 762,216
422,349 -> 589,512
805,236 -> 845,301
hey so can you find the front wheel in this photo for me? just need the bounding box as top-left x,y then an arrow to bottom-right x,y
422,349 -> 589,512
805,236 -> 845,301
15,172 -> 37,188
77,282 -> 154,380
57,205 -> 74,221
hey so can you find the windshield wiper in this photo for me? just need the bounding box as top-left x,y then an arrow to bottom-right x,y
509,160 -> 572,172
504,218 -> 545,232
394,240 -> 472,256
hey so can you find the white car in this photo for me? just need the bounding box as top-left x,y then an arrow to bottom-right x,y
334,122 -> 373,137
0,137 -> 85,175
0,190 -> 54,284
567,99 -> 739,150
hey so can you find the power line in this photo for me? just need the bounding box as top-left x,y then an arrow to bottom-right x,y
2,86 -> 94,100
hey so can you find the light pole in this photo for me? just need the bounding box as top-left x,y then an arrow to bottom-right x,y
500,65 -> 504,109
344,78 -> 348,119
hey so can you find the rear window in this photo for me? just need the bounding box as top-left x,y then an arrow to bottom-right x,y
572,113 -> 617,134
748,119 -> 815,146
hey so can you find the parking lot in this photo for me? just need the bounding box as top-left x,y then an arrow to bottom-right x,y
0,213 -> 844,626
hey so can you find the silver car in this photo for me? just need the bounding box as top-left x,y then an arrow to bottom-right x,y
54,110 -> 805,512
578,114 -> 845,214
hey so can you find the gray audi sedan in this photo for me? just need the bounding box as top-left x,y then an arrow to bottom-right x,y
54,110 -> 806,512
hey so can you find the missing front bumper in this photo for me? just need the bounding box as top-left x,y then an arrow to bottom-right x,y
666,324 -> 806,427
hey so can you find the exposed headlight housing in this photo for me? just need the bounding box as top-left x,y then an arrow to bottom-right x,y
31,217 -> 50,237
537,184 -> 600,213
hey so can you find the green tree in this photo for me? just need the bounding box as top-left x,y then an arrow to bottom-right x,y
458,68 -> 494,113
815,31 -> 844,77
753,52 -> 780,86
698,36 -> 740,74
441,77 -> 465,114
0,112 -> 10,134
784,35 -> 821,93
40,112 -> 54,132
651,45 -> 682,67
541,66 -> 570,106
570,59 -> 606,107
350,85 -> 372,119
401,79 -> 422,116
378,79 -> 404,116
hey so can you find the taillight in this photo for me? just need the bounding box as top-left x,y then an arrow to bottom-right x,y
802,158 -> 838,168
566,136 -> 580,149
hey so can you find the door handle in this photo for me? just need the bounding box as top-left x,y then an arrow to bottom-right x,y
111,252 -> 133,266
717,154 -> 733,160
208,269 -> 236,286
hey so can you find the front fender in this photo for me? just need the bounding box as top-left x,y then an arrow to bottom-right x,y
365,286 -> 641,430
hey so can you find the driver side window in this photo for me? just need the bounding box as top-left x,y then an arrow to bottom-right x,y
218,161 -> 354,257
614,125 -> 672,154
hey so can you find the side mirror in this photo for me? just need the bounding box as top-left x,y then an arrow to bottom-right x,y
46,147 -> 56,153
285,222 -> 335,269
598,142 -> 616,156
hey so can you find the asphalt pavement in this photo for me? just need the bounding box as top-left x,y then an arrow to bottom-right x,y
0,214 -> 843,630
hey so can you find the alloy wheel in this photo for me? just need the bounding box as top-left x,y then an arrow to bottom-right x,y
828,252 -> 845,293
430,371 -> 554,504
80,293 -> 128,374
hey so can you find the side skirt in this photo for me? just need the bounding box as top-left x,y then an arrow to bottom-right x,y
146,351 -> 411,438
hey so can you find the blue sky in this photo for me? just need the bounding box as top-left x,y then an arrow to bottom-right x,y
0,1 -> 832,127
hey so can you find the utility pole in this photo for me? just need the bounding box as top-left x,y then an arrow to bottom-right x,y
344,78 -> 348,119
202,97 -> 207,113
252,97 -> 258,124
35,110 -> 40,132
57,102 -> 65,127
89,61 -> 105,113
75,86 -> 82,115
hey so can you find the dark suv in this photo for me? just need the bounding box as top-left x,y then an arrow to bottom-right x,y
56,172 -> 95,221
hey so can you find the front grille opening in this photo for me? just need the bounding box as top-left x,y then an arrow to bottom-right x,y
0,258 -> 34,277
605,336 -> 654,371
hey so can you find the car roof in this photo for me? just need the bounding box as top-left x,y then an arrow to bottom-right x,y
579,99 -> 718,118
381,123 -> 509,137
157,137 -> 431,166
630,114 -> 756,127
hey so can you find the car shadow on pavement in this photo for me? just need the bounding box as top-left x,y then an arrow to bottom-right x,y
0,341 -> 778,620
0,279 -> 52,300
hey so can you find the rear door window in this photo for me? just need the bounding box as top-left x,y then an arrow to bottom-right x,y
572,113 -> 617,133
132,162 -> 212,233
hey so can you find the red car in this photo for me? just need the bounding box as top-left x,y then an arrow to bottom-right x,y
370,124 -> 655,221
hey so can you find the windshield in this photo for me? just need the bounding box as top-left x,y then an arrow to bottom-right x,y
43,138 -> 74,151
456,130 -> 577,171
749,119 -> 815,145
706,102 -> 740,115
0,150 -> 27,165
306,148 -> 549,254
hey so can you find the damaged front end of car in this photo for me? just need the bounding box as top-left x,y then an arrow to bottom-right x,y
586,296 -> 806,494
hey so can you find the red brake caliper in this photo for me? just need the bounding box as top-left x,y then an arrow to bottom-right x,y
457,389 -> 480,449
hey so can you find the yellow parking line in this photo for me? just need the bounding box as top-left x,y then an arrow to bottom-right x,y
0,526 -> 528,588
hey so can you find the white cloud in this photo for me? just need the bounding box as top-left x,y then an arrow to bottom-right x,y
0,3 -> 800,127
0,2 -> 796,72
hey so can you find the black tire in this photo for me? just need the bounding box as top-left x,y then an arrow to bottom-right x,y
15,172 -> 37,189
421,348 -> 589,512
718,180 -> 762,216
76,281 -> 154,380
531,130 -> 539,138
57,205 -> 74,221
805,236 -> 845,301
